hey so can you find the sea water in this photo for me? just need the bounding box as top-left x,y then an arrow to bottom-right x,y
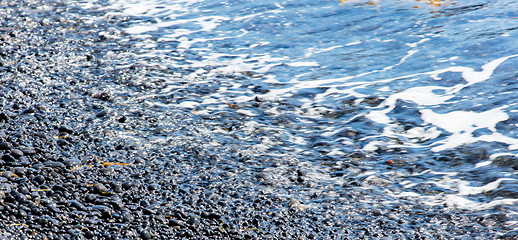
81,0 -> 518,223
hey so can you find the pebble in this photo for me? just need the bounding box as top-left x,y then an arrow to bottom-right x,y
0,112 -> 8,121
139,229 -> 152,240
93,184 -> 108,194
2,171 -> 15,179
11,149 -> 23,158
32,175 -> 45,185
68,200 -> 88,211
0,1 -> 502,239
63,158 -> 81,167
44,161 -> 65,169
2,154 -> 15,162
0,142 -> 11,151
169,219 -> 185,228
121,181 -> 133,190
58,125 -> 74,134
148,183 -> 160,191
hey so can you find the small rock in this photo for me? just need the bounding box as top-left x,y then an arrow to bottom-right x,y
186,216 -> 200,227
10,149 -> 23,158
63,158 -> 81,168
169,219 -> 185,228
20,148 -> 36,155
84,230 -> 95,239
103,166 -> 115,175
139,229 -> 152,240
2,154 -> 15,162
96,110 -> 108,118
111,182 -> 123,193
31,207 -> 42,216
13,167 -> 26,177
44,161 -> 65,169
2,171 -> 15,179
67,200 -> 88,211
0,112 -> 8,121
93,184 -> 108,194
208,212 -> 221,220
122,213 -> 134,223
22,107 -> 35,114
0,142 -> 11,150
118,116 -> 127,123
58,125 -> 74,134
148,183 -> 160,191
32,175 -> 45,185
121,181 -> 133,190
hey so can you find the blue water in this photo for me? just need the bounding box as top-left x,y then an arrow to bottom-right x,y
85,0 -> 518,220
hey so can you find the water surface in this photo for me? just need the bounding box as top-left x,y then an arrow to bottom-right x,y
82,0 -> 518,226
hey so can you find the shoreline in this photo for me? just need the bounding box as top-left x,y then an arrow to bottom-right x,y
0,0 -> 515,239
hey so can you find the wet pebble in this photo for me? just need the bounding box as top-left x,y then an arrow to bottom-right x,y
139,229 -> 152,240
68,200 -> 88,211
58,125 -> 74,134
32,175 -> 45,185
2,154 -> 15,162
121,181 -> 133,190
0,142 -> 11,151
93,184 -> 108,194
63,158 -> 81,168
10,149 -> 23,158
43,161 -> 65,169
148,183 -> 160,191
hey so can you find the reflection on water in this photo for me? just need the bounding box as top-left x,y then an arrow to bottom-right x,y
83,0 -> 518,224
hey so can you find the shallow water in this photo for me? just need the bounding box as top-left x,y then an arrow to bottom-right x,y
82,0 -> 518,226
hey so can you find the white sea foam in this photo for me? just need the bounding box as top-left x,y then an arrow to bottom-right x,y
78,0 -> 518,217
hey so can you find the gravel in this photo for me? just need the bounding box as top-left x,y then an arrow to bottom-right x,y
0,0 -> 516,239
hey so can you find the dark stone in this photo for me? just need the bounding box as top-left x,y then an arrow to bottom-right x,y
93,184 -> 108,194
2,154 -> 15,162
67,200 -> 88,211
85,194 -> 97,203
148,183 -> 160,191
186,216 -> 200,227
122,213 -> 134,223
84,230 -> 95,239
2,171 -> 15,179
0,112 -> 8,121
22,107 -> 35,114
208,212 -> 221,220
15,193 -> 28,203
121,181 -> 133,190
63,158 -> 81,167
47,205 -> 60,213
18,209 -> 28,218
103,166 -> 115,175
0,142 -> 11,150
493,155 -> 518,169
32,175 -> 45,185
43,161 -> 65,169
169,219 -> 185,227
58,125 -> 74,134
13,167 -> 26,177
20,148 -> 36,155
111,182 -> 123,193
140,229 -> 152,240
11,149 -> 23,158
107,198 -> 124,210
96,110 -> 108,118
95,92 -> 111,101
31,207 -> 43,216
